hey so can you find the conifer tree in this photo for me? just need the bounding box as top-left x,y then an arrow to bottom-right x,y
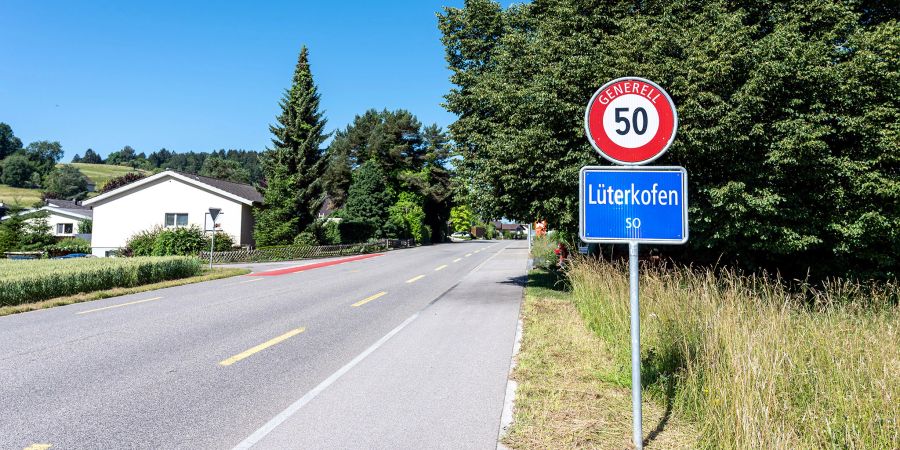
254,46 -> 329,246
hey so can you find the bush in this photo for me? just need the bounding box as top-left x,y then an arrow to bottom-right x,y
125,226 -> 233,256
0,257 -> 202,306
126,227 -> 163,256
337,219 -> 375,244
209,231 -> 233,251
323,220 -> 341,245
530,235 -> 559,270
99,172 -> 147,194
152,226 -> 206,256
44,237 -> 91,256
293,231 -> 318,246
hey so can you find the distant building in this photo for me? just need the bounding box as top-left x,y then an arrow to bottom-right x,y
0,199 -> 92,238
42,199 -> 93,237
491,221 -> 526,237
82,170 -> 263,257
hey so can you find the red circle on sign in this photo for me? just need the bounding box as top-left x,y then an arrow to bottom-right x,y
584,77 -> 678,165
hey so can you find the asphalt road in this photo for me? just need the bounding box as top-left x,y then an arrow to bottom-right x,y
0,240 -> 528,449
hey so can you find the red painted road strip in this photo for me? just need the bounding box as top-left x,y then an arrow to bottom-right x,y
249,253 -> 384,277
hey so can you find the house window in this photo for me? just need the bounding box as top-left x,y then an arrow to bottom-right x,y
165,213 -> 189,227
56,223 -> 74,234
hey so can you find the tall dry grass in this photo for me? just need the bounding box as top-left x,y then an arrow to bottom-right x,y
568,258 -> 899,449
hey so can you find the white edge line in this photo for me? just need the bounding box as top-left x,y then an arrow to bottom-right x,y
232,312 -> 421,449
497,317 -> 524,449
233,241 -> 512,449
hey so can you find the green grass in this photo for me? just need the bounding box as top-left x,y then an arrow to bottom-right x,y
0,257 -> 204,306
0,267 -> 248,316
64,162 -> 149,188
0,163 -> 150,206
504,269 -> 696,449
568,259 -> 900,449
0,184 -> 43,207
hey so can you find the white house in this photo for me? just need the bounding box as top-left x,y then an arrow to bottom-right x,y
42,199 -> 93,237
0,199 -> 92,238
82,170 -> 263,257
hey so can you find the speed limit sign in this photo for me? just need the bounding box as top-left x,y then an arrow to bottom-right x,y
584,77 -> 678,165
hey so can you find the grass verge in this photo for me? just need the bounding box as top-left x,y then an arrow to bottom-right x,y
569,259 -> 899,449
0,267 -> 249,317
503,269 -> 696,449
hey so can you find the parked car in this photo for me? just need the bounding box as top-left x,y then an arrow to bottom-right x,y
451,232 -> 473,241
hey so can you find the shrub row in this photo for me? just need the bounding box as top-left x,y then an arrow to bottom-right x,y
0,257 -> 203,306
126,226 -> 233,256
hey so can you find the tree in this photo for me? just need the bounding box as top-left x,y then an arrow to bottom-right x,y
0,154 -> 37,187
439,0 -> 900,280
254,46 -> 329,246
106,145 -> 137,166
450,205 -> 475,233
388,192 -> 428,242
81,148 -> 103,164
99,172 -> 147,193
44,165 -> 90,200
344,160 -> 394,237
24,141 -> 64,177
199,156 -> 251,183
324,111 -> 455,241
0,122 -> 23,160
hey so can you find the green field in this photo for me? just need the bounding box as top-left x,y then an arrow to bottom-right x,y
66,162 -> 150,187
0,163 -> 150,207
0,185 -> 43,207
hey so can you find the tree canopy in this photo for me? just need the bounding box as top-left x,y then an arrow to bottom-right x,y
440,0 -> 899,280
254,46 -> 329,246
324,109 -> 455,242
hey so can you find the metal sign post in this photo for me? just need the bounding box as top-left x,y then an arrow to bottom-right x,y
208,208 -> 221,269
579,166 -> 687,449
581,77 -> 684,449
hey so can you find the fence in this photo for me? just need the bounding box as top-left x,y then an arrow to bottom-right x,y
199,238 -> 416,264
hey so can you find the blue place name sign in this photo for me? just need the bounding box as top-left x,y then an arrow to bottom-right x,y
579,166 -> 688,244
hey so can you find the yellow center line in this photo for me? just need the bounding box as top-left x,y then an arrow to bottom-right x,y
406,275 -> 426,283
24,445 -> 52,450
465,253 -> 473,257
238,277 -> 264,284
75,297 -> 163,315
352,291 -> 387,307
453,258 -> 462,263
434,264 -> 448,271
219,327 -> 306,366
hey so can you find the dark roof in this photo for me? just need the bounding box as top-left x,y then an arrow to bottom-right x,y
491,221 -> 526,231
46,199 -> 90,210
174,171 -> 264,203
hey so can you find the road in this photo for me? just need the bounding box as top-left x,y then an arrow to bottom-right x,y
0,240 -> 527,449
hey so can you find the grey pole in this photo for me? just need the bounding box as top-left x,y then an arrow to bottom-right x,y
209,230 -> 215,270
629,241 -> 642,449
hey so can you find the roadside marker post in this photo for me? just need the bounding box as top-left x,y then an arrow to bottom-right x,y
580,77 -> 686,449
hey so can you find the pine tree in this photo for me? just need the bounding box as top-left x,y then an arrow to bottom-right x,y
254,46 -> 329,246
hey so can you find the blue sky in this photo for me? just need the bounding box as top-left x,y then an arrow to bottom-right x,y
0,1 -> 507,160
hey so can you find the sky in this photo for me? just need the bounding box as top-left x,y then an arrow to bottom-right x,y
0,0 -> 508,161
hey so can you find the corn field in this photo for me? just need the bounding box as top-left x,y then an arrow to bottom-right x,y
0,257 -> 203,306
